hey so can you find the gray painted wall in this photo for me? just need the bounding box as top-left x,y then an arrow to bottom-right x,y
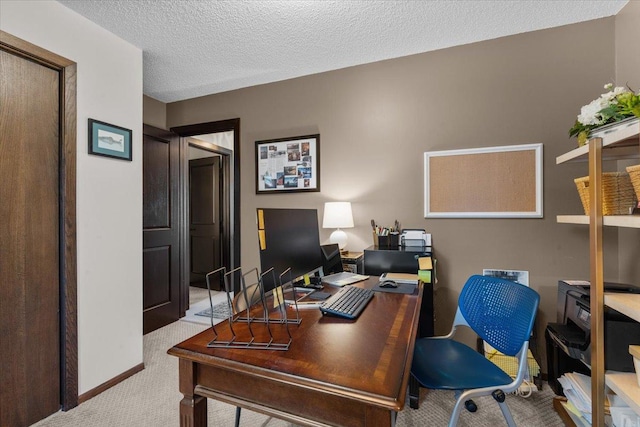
616,1 -> 640,285
157,15 -> 639,372
143,95 -> 167,130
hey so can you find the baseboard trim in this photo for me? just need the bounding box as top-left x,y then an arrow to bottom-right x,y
78,363 -> 145,404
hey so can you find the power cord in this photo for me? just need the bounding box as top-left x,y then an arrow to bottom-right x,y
511,379 -> 535,398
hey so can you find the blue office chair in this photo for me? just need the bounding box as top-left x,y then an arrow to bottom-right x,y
411,274 -> 539,427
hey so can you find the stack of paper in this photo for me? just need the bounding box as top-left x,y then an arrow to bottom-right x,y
559,398 -> 591,427
379,272 -> 418,285
558,372 -> 637,427
609,394 -> 637,427
558,372 -> 593,424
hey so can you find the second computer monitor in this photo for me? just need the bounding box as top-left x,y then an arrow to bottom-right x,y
257,208 -> 324,290
321,243 -> 343,275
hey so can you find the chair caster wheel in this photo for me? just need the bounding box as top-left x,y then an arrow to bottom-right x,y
464,399 -> 477,412
492,390 -> 506,403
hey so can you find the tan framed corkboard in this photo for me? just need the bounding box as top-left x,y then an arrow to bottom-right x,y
424,143 -> 543,218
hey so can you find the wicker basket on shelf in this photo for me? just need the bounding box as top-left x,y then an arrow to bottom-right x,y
574,172 -> 636,215
627,164 -> 640,202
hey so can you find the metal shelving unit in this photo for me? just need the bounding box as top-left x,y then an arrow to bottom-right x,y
556,120 -> 640,426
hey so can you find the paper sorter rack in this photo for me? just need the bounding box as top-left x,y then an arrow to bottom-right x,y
204,266 -> 303,350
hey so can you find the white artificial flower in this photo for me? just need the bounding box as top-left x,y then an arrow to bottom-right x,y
577,86 -> 631,125
578,99 -> 606,125
613,86 -> 628,96
601,86 -> 628,102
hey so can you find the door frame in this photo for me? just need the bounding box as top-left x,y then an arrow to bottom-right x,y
0,31 -> 78,410
171,119 -> 240,312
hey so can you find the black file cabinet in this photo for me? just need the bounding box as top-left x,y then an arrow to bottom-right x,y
363,245 -> 434,338
363,245 -> 431,276
368,245 -> 436,411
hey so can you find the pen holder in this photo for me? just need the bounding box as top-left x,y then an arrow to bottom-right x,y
373,232 -> 399,248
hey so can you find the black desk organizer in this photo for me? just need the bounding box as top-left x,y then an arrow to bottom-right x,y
372,232 -> 399,248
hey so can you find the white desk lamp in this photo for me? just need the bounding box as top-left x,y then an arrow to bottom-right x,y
322,202 -> 354,251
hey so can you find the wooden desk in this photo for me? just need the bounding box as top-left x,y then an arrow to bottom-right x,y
168,278 -> 423,427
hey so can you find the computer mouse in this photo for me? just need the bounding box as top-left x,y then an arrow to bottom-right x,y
380,280 -> 398,288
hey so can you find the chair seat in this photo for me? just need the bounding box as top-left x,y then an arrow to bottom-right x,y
412,338 -> 513,390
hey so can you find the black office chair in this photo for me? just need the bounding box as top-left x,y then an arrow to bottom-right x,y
411,274 -> 540,427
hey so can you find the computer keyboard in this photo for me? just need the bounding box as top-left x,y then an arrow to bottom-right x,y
319,285 -> 374,319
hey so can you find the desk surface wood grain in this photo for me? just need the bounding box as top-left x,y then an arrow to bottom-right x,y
169,278 -> 422,426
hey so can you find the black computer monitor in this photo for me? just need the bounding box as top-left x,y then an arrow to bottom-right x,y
321,243 -> 343,275
257,208 -> 323,292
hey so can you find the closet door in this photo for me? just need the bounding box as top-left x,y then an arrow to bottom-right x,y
0,48 -> 60,426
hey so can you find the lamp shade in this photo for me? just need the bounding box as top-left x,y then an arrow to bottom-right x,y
322,202 -> 354,229
323,202 -> 354,250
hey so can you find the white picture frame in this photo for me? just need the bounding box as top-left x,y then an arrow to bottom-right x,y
424,143 -> 543,218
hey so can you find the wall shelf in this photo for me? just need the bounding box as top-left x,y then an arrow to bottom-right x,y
606,372 -> 640,415
556,121 -> 640,164
605,294 -> 640,414
556,215 -> 640,228
605,293 -> 640,323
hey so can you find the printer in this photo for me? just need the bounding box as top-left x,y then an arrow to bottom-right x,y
400,229 -> 431,247
546,279 -> 640,395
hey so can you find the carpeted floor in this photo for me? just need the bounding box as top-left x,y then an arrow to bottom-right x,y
189,286 -> 211,305
182,288 -> 232,326
32,297 -> 565,427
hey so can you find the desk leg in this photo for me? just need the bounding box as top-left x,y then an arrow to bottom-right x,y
178,359 -> 207,427
409,374 -> 420,409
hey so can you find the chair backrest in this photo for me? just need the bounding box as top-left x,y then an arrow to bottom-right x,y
458,275 -> 540,356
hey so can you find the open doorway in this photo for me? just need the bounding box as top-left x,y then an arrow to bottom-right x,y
186,138 -> 229,291
171,119 -> 240,315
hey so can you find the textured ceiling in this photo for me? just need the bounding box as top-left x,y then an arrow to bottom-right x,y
57,0 -> 628,103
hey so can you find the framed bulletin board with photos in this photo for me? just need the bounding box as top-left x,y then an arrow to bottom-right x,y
255,134 -> 320,194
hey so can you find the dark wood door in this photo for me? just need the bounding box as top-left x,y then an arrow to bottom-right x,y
143,125 -> 180,334
189,157 -> 223,290
0,49 -> 60,426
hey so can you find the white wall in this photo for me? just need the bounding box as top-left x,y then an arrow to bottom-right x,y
0,1 -> 143,395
